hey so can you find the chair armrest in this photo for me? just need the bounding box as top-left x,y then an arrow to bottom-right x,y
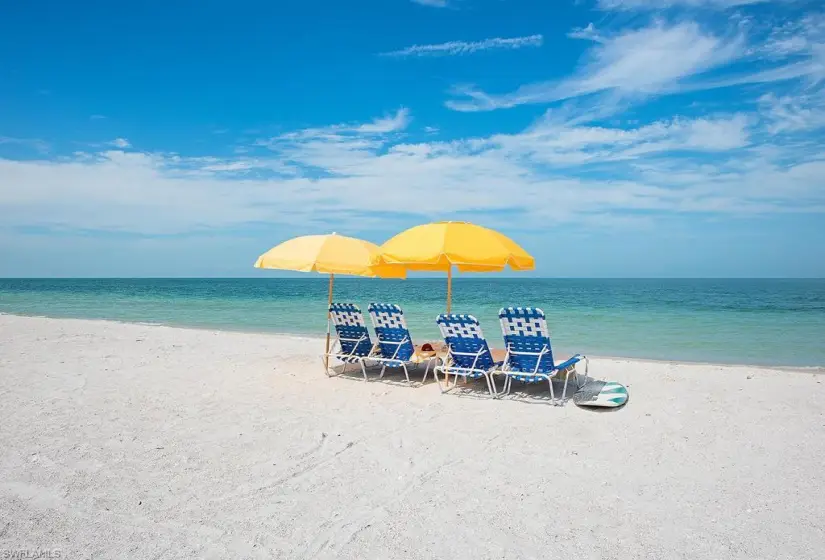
554,354 -> 584,371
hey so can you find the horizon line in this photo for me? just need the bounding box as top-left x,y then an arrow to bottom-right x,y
2,277 -> 824,281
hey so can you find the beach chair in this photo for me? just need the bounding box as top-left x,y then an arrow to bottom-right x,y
433,314 -> 500,397
497,307 -> 588,405
367,303 -> 434,384
324,303 -> 375,381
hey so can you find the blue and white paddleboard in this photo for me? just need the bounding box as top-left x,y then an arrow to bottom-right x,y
572,380 -> 628,408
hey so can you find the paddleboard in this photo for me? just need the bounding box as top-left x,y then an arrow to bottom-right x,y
572,380 -> 628,408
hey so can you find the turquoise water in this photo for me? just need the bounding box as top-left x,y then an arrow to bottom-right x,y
1,278 -> 824,367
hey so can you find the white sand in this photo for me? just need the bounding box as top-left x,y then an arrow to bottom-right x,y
1,314 -> 823,559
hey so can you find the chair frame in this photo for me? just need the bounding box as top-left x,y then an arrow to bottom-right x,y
322,333 -> 372,381
497,306 -> 588,405
434,314 -> 500,397
368,303 -> 433,385
434,344 -> 498,396
323,303 -> 375,382
372,334 -> 434,384
498,346 -> 588,405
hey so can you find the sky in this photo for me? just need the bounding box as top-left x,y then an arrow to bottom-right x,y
1,0 -> 824,278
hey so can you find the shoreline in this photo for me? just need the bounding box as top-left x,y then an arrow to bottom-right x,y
3,311 -> 823,373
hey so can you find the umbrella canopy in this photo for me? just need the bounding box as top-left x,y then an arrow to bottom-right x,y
254,233 -> 405,278
374,221 -> 534,312
255,233 -> 405,370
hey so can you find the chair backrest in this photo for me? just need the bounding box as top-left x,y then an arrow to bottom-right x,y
436,314 -> 496,371
367,303 -> 415,361
498,307 -> 555,373
329,303 -> 373,357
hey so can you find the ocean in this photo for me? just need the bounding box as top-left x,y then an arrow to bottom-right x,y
1,278 -> 824,367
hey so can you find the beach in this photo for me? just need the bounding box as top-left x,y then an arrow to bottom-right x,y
1,313 -> 824,559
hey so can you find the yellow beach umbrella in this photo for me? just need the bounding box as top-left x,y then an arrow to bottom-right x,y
254,233 -> 405,369
375,221 -> 534,312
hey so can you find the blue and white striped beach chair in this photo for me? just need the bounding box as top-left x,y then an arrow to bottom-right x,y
324,303 -> 375,381
367,303 -> 434,384
497,307 -> 588,405
433,314 -> 500,396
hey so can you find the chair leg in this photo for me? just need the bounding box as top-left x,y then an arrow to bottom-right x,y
442,370 -> 453,393
323,355 -> 343,378
402,364 -> 410,384
483,374 -> 495,397
488,374 -> 499,397
433,368 -> 446,393
360,360 -> 368,382
561,369 -> 571,405
379,364 -> 387,379
547,375 -> 556,405
421,361 -> 432,383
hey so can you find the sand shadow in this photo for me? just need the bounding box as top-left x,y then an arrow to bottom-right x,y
326,363 -> 628,409
433,375 -> 501,400
326,359 -> 441,388
492,375 -> 628,411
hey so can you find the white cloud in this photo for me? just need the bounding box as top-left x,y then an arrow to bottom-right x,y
265,108 -> 411,143
383,35 -> 543,57
598,0 -> 771,10
568,23 -> 604,43
481,113 -> 751,166
575,22 -> 742,92
686,63 -> 822,97
90,114 -> 107,120
759,92 -> 825,132
681,15 -> 825,94
355,108 -> 411,133
761,14 -> 824,57
0,136 -> 49,153
447,12 -> 825,114
755,14 -> 825,86
447,21 -> 744,111
3,107 -> 821,242
682,115 -> 751,149
111,138 -> 131,149
410,0 -> 448,7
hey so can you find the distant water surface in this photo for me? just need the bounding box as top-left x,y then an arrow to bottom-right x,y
1,278 -> 824,367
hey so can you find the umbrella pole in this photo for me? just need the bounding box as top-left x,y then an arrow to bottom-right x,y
446,265 -> 452,314
324,273 -> 334,372
445,265 -> 452,385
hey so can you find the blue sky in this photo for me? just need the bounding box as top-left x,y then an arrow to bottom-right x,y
1,0 -> 824,277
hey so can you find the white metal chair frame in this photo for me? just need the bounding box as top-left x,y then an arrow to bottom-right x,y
369,304 -> 436,385
322,332 -> 372,381
371,335 -> 436,384
498,344 -> 588,405
434,344 -> 498,397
